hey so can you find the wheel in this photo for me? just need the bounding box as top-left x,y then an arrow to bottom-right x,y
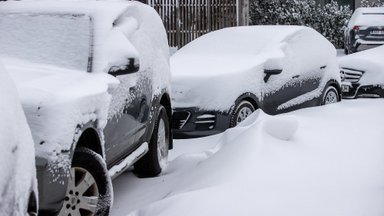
134,105 -> 170,177
344,47 -> 348,55
27,191 -> 38,216
321,86 -> 340,105
58,147 -> 112,216
229,100 -> 256,128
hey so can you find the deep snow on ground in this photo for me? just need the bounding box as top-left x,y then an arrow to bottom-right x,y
111,99 -> 384,216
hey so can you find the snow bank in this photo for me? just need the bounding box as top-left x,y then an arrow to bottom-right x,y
338,45 -> 384,85
0,61 -> 36,214
120,99 -> 384,216
171,26 -> 338,112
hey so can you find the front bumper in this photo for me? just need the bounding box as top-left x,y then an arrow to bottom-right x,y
341,83 -> 384,99
172,108 -> 231,139
36,156 -> 69,214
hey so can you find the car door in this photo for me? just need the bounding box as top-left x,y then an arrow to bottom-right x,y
104,74 -> 141,167
261,58 -> 303,114
133,70 -> 153,145
103,26 -> 142,167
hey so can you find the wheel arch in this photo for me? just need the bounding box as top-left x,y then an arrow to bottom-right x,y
231,92 -> 260,113
325,79 -> 342,101
72,123 -> 104,159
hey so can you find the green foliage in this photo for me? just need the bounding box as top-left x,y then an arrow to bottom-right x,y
250,0 -> 352,48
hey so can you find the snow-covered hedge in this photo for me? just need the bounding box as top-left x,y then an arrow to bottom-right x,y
360,0 -> 384,7
249,0 -> 352,48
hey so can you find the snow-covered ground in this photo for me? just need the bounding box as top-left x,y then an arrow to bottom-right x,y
111,99 -> 384,216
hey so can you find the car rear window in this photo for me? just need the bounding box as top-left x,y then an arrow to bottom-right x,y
355,13 -> 384,26
0,13 -> 92,71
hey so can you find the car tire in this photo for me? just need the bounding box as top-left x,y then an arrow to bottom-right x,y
344,47 -> 348,55
321,86 -> 340,105
134,105 -> 170,177
27,191 -> 38,216
58,147 -> 112,216
229,100 -> 256,128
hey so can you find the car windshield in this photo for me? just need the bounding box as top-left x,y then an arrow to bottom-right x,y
0,13 -> 92,71
356,13 -> 384,26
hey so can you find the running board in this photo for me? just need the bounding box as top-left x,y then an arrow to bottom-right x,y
108,142 -> 148,179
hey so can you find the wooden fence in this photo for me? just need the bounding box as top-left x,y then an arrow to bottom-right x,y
148,0 -> 245,48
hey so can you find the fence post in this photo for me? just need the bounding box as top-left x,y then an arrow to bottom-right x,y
236,0 -> 249,26
207,0 -> 211,31
176,0 -> 181,48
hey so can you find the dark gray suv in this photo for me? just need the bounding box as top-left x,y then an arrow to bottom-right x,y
0,1 -> 172,215
344,7 -> 384,54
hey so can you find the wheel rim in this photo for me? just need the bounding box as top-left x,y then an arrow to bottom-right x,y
236,106 -> 253,125
157,118 -> 168,170
324,90 -> 338,105
58,167 -> 99,216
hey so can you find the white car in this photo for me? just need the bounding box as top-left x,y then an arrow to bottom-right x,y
339,45 -> 384,98
0,61 -> 38,215
171,26 -> 341,138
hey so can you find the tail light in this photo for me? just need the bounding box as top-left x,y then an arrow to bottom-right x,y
352,26 -> 360,31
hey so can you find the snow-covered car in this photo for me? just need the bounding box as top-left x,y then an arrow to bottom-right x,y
339,45 -> 384,98
0,1 -> 172,215
171,26 -> 341,138
0,61 -> 38,215
344,7 -> 384,54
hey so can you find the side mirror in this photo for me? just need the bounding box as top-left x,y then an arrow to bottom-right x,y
263,58 -> 283,82
108,58 -> 140,76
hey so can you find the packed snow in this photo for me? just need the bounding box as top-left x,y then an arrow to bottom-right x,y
111,99 -> 384,216
0,61 -> 37,214
338,45 -> 384,85
171,26 -> 339,112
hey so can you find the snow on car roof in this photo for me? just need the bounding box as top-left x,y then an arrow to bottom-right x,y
171,25 -> 307,77
0,1 -> 145,73
0,1 -> 130,21
349,7 -> 384,27
176,25 -> 305,55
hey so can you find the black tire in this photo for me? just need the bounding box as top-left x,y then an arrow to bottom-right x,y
134,105 -> 170,177
27,191 -> 38,216
344,47 -> 348,55
229,100 -> 256,128
59,147 -> 112,216
321,85 -> 340,105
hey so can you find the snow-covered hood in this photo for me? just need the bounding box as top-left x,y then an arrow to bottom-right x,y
338,45 -> 384,85
4,59 -> 118,108
3,59 -> 119,163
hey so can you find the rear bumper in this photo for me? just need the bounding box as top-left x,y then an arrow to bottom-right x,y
172,107 -> 231,139
341,83 -> 384,99
354,39 -> 384,51
36,156 -> 69,215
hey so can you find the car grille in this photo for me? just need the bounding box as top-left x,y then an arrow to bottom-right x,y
340,68 -> 364,83
172,111 -> 191,129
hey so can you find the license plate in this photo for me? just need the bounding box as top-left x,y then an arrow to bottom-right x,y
342,85 -> 349,92
371,30 -> 384,35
